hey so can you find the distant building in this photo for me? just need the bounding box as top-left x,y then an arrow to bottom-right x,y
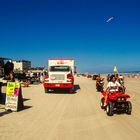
12,60 -> 31,72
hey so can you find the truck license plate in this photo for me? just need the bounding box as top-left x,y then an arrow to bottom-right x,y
56,84 -> 60,87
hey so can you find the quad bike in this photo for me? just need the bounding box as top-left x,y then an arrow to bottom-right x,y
100,91 -> 132,116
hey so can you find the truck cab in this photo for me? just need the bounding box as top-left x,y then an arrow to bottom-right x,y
44,58 -> 74,93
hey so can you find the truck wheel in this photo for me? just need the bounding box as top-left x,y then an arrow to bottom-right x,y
106,102 -> 114,116
69,88 -> 72,93
69,88 -> 73,93
126,101 -> 132,115
45,88 -> 49,93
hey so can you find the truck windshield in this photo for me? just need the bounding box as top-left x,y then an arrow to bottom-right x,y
50,66 -> 70,72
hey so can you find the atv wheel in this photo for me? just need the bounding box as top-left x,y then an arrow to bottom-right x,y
106,102 -> 114,116
100,97 -> 105,109
126,101 -> 132,115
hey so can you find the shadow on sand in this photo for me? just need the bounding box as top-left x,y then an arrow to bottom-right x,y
0,110 -> 13,117
0,93 -> 32,117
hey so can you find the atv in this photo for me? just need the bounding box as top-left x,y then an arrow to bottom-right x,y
100,91 -> 132,116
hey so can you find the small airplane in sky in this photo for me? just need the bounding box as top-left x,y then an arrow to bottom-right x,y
106,17 -> 114,23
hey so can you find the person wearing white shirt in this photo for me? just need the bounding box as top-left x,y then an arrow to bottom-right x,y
107,79 -> 121,92
104,75 -> 122,106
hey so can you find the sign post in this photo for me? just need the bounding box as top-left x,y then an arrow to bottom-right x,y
5,82 -> 20,111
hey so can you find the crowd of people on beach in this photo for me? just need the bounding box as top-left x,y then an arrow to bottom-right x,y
96,74 -> 125,92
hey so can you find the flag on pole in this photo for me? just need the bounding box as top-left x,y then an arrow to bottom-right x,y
113,66 -> 118,73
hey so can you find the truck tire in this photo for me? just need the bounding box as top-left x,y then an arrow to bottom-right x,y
44,88 -> 49,93
69,86 -> 74,93
68,85 -> 74,93
69,88 -> 73,93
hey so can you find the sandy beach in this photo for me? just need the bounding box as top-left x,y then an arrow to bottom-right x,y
0,75 -> 140,140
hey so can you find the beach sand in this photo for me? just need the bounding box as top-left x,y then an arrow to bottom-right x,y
0,76 -> 140,140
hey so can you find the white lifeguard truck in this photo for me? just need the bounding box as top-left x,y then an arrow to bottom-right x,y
43,58 -> 75,93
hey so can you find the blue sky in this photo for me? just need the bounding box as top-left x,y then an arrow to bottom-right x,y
0,0 -> 140,73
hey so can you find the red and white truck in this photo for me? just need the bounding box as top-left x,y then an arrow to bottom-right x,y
43,58 -> 75,93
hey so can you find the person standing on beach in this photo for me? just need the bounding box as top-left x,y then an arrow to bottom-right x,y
8,72 -> 24,111
96,74 -> 104,92
4,60 -> 14,78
